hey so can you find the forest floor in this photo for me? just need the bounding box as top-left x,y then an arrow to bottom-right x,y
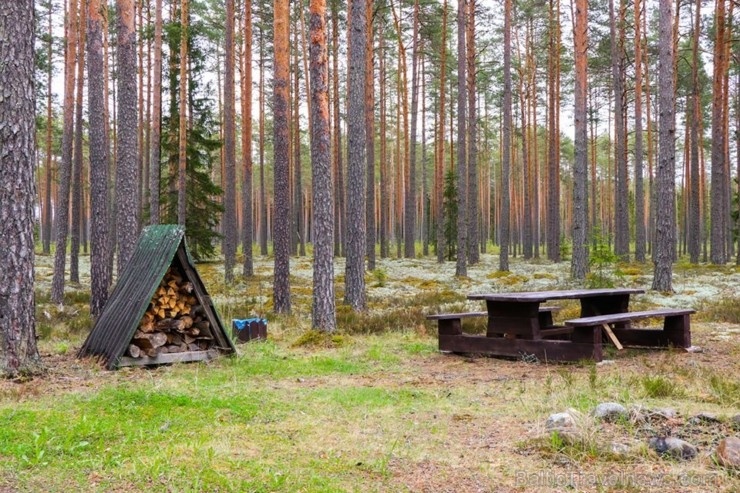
0,250 -> 738,492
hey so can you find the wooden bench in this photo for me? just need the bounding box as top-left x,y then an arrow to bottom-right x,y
564,308 -> 695,360
428,306 -> 561,336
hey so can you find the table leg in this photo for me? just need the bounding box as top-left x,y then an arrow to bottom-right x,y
485,300 -> 542,339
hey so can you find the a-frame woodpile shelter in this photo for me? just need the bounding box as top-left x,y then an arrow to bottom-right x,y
78,225 -> 236,369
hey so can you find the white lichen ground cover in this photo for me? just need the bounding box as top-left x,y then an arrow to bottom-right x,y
33,250 -> 740,322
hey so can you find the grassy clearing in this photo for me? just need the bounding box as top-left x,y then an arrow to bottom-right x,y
9,254 -> 740,492
2,325 -> 739,492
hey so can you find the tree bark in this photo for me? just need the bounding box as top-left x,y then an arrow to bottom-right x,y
87,0 -> 112,318
71,0 -> 87,284
52,0 -> 80,304
0,0 -> 42,376
177,0 -> 188,227
116,0 -> 140,273
309,0 -> 336,331
273,0 -> 292,313
43,1 -> 54,255
259,26 -> 268,255
242,0 -> 254,277
366,0 -> 376,270
500,0 -> 511,271
436,0 -> 448,263
571,0 -> 589,280
345,0 -> 367,310
687,0 -> 701,264
466,0 -> 479,264
611,0 -> 629,260
405,0 -> 420,260
149,0 -> 163,225
710,0 -> 728,264
331,0 -> 345,257
223,0 -> 237,282
634,0 -> 646,262
455,0 -> 467,277
380,20 -> 389,259
546,0 -> 561,262
652,0 -> 676,291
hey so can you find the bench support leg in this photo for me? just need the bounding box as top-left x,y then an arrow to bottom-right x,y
570,325 -> 603,362
437,319 -> 462,336
664,314 -> 691,348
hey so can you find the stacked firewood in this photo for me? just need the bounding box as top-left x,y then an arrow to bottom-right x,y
127,267 -> 213,358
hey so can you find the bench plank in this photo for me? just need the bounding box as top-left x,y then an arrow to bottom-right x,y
426,311 -> 488,320
564,308 -> 695,327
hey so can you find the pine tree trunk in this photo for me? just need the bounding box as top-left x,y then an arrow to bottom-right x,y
0,0 -> 42,376
51,0 -> 80,304
634,0 -> 646,262
380,22 -> 389,259
331,0 -> 345,257
345,0 -> 367,310
405,0 -> 420,260
309,0 -> 336,331
652,0 -> 676,291
259,28 -> 268,255
687,0 -> 701,264
87,0 -> 112,318
43,2 -> 54,255
242,0 -> 254,277
612,0 -> 629,260
71,1 -> 87,284
223,0 -> 237,282
436,0 -> 448,263
571,0 -> 589,280
273,0 -> 292,313
116,0 -> 140,273
710,0 -> 727,264
149,0 -> 162,224
466,0 -> 479,264
455,0 -> 467,277
292,22 -> 305,258
546,0 -> 560,262
365,0 -> 376,270
500,0 -> 511,271
177,0 -> 188,227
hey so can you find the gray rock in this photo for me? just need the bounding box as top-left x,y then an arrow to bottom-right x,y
593,402 -> 628,421
609,442 -> 631,455
731,414 -> 740,429
689,412 -> 721,424
649,436 -> 698,460
546,412 -> 576,431
651,408 -> 678,420
715,437 -> 740,469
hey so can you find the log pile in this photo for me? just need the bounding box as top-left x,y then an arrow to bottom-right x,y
127,267 -> 213,358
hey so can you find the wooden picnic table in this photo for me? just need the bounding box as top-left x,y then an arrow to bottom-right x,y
434,288 -> 650,362
467,288 -> 646,339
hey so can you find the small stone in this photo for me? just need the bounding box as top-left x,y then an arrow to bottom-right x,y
546,412 -> 575,431
689,412 -> 721,424
649,436 -> 698,460
596,359 -> 616,366
593,402 -> 628,422
685,346 -> 704,353
715,437 -> 740,469
609,442 -> 631,455
651,408 -> 678,420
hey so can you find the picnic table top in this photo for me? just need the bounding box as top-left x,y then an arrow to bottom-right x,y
467,288 -> 645,303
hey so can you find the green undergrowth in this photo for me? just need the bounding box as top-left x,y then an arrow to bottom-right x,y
0,337 -> 441,492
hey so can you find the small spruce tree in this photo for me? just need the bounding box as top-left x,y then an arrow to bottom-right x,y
442,169 -> 458,261
158,14 -> 224,260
